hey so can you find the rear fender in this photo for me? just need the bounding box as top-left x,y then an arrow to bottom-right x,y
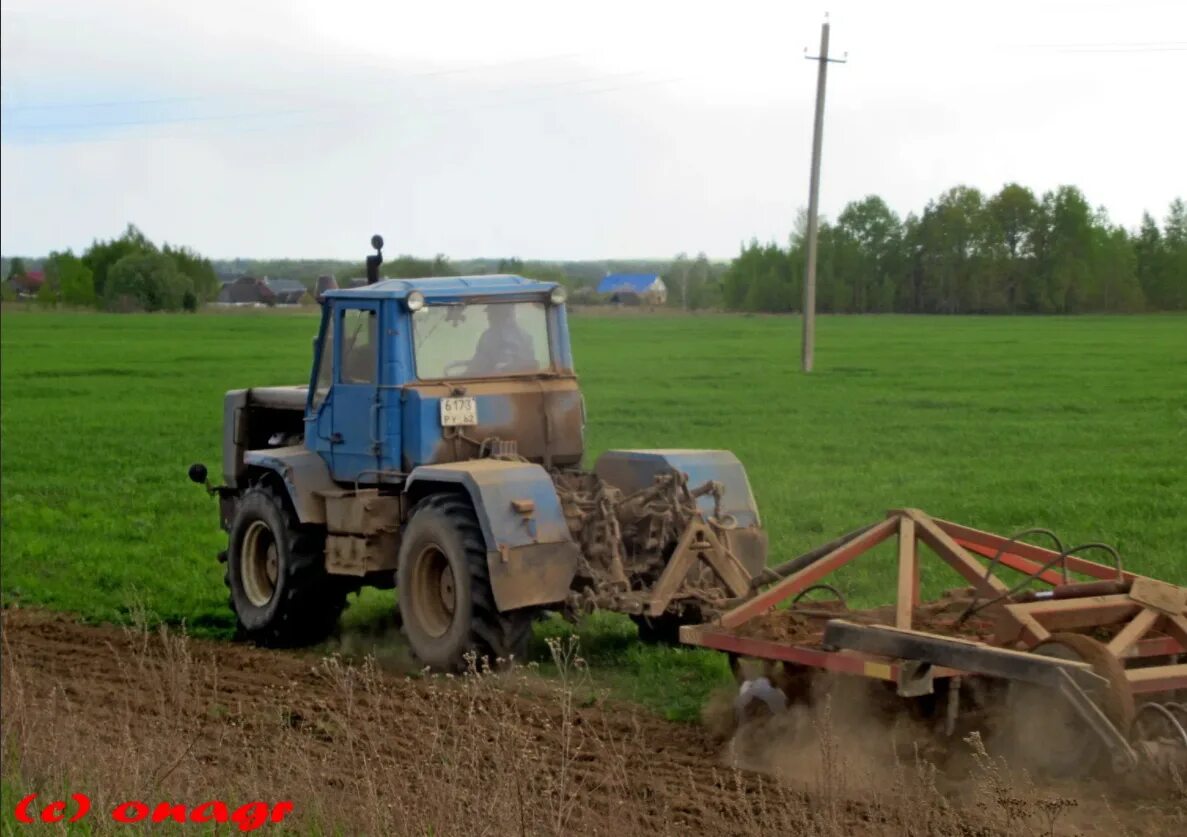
405,460 -> 579,611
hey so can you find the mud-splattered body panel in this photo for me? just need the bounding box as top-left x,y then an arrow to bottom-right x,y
401,378 -> 584,471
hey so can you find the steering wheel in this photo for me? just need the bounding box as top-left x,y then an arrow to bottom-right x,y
444,360 -> 471,376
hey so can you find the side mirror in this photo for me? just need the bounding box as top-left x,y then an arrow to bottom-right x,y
188,463 -> 209,485
366,233 -> 385,285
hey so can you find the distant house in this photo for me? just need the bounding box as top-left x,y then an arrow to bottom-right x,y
217,276 -> 268,304
264,278 -> 308,305
5,270 -> 45,298
595,273 -> 667,305
216,276 -> 308,305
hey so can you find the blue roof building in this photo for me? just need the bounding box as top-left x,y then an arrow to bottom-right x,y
595,273 -> 667,304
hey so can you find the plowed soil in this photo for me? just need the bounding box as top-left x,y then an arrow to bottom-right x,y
3,608 -> 1182,836
0,609 -> 835,835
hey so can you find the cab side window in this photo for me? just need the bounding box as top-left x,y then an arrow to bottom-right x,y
312,314 -> 334,408
340,309 -> 377,384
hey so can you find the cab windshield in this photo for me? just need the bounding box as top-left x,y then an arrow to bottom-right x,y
412,301 -> 552,379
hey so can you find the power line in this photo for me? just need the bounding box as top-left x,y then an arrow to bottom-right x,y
1006,40 -> 1187,53
1055,46 -> 1187,53
1012,40 -> 1187,49
2,70 -> 686,146
1,96 -> 202,112
0,52 -> 583,114
2,67 -> 656,134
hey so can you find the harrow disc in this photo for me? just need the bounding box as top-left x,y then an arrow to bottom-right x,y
997,633 -> 1133,777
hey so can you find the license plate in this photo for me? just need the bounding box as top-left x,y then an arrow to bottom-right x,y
440,397 -> 478,427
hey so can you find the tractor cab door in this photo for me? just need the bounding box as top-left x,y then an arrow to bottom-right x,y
330,301 -> 384,482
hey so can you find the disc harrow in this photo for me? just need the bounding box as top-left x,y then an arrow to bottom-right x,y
680,509 -> 1187,778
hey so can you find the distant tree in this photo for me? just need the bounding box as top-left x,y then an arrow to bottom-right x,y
163,243 -> 219,301
382,255 -> 436,280
7,256 -> 28,282
83,224 -> 155,299
521,263 -> 567,285
667,253 -> 690,309
1134,213 -> 1166,309
831,195 -> 903,313
1162,198 -> 1187,310
722,239 -> 796,312
105,252 -> 194,312
1089,221 -> 1144,312
1033,186 -> 1095,313
42,251 -> 96,307
686,253 -> 717,310
985,184 -> 1040,312
431,254 -> 455,277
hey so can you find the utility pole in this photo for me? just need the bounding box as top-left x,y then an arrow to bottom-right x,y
801,18 -> 846,373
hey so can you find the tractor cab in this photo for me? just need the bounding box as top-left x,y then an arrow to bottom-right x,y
306,243 -> 582,485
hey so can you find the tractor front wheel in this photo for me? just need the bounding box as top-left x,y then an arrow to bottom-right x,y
226,484 -> 348,647
397,494 -> 532,671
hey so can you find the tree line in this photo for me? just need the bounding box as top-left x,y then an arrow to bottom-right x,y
5,185 -> 1183,315
718,185 -> 1186,314
4,224 -> 219,312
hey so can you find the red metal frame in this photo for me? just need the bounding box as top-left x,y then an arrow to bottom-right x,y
682,624 -> 963,683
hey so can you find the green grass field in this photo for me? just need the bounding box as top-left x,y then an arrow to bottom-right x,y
2,308 -> 1185,718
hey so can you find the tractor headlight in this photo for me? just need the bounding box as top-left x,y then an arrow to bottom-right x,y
406,291 -> 425,312
549,286 -> 567,305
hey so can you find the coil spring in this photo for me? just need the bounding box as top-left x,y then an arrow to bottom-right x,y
1132,701 -> 1187,774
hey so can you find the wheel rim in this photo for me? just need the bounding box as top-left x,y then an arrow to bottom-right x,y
411,544 -> 457,638
241,520 -> 279,607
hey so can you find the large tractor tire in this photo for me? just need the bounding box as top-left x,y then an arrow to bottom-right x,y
397,494 -> 532,671
226,483 -> 348,647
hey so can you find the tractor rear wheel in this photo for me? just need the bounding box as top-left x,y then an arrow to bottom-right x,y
226,483 -> 348,647
397,494 -> 532,671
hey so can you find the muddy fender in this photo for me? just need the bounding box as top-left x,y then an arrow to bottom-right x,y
242,446 -> 336,524
405,460 -> 579,611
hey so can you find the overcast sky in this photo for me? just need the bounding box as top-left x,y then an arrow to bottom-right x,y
1,0 -> 1184,261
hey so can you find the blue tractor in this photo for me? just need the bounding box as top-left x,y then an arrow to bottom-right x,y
189,236 -> 767,670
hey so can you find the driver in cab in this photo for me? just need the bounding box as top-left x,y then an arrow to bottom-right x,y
466,304 -> 536,376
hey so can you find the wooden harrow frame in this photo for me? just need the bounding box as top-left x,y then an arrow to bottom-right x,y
680,509 -> 1187,771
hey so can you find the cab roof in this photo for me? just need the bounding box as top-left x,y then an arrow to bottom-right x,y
323,274 -> 558,301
